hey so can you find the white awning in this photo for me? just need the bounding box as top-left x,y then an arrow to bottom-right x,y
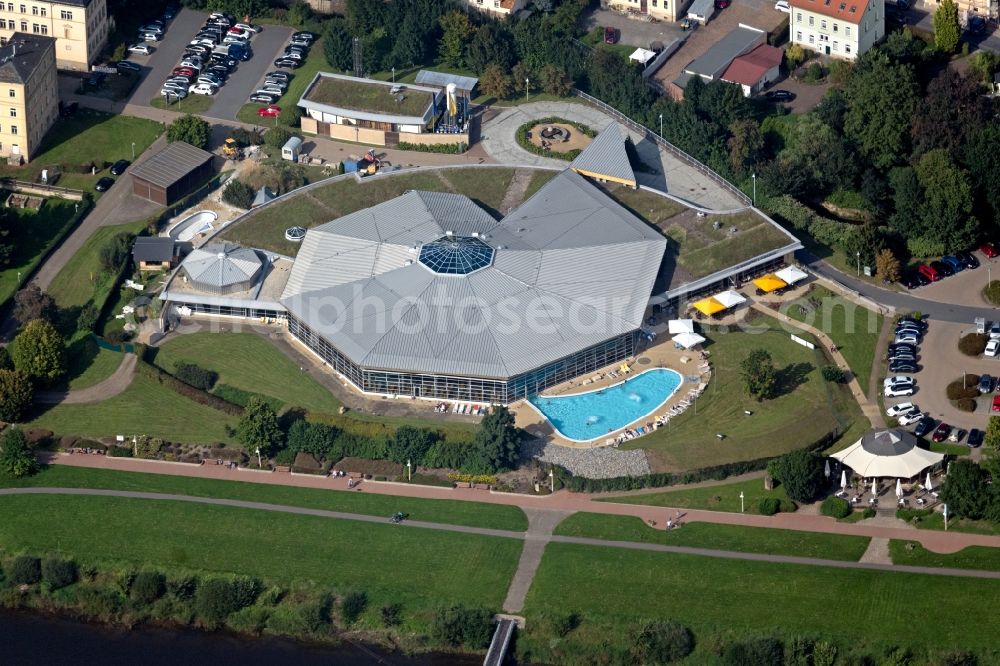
830,429 -> 944,479
775,265 -> 808,285
629,48 -> 657,65
714,290 -> 746,308
668,319 -> 695,334
672,332 -> 706,349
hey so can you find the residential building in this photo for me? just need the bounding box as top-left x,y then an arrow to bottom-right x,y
0,0 -> 109,71
467,0 -> 528,16
0,32 -> 57,161
721,44 -> 784,96
789,0 -> 884,60
670,25 -> 766,98
605,0 -> 695,24
132,237 -> 183,271
922,0 -> 996,22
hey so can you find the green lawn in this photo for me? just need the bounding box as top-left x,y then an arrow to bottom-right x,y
627,316 -> 864,472
0,494 -> 522,613
0,465 -> 528,531
0,110 -> 163,190
150,93 -> 214,114
785,284 -> 883,390
597,477 -> 796,515
235,36 -> 328,125
0,199 -> 85,308
62,334 -> 124,391
890,540 -> 1000,571
26,374 -> 237,444
554,512 -> 870,560
521,169 -> 558,202
520,543 -> 1000,660
151,332 -> 341,416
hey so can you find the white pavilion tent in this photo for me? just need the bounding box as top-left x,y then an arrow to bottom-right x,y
672,332 -> 707,349
775,265 -> 808,285
668,319 -> 695,334
714,290 -> 747,309
830,429 -> 944,479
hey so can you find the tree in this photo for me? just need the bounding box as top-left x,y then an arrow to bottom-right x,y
131,570 -> 166,604
341,590 -> 367,624
466,24 -> 514,74
740,348 -> 777,401
0,345 -> 11,369
98,231 -> 135,273
323,18 -> 353,71
727,119 -> 764,174
0,207 -> 12,268
933,0 -> 961,53
962,125 -> 1000,223
12,285 -> 55,326
783,114 -> 855,193
263,125 -> 292,150
634,621 -> 695,664
470,406 -> 521,473
538,64 -> 573,97
914,149 -> 978,253
910,69 -> 990,159
196,578 -> 240,625
387,426 -> 434,465
222,179 -> 255,209
431,605 -> 493,648
286,0 -> 313,26
986,415 -> 1000,448
236,396 -> 283,457
784,43 -> 806,69
968,51 -> 1000,86
0,427 -> 37,478
438,11 -> 472,67
767,449 -> 826,502
41,557 -> 78,590
479,64 -> 513,100
512,61 -> 533,95
941,459 -> 989,519
389,12 -> 425,68
844,52 -> 918,169
167,114 -> 210,149
888,166 -> 924,238
12,318 -> 66,384
875,248 -> 902,282
0,368 -> 33,422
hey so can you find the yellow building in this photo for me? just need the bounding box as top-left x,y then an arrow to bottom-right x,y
0,33 -> 57,161
0,0 -> 108,71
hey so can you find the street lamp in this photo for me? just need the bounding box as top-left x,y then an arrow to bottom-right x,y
751,172 -> 756,206
525,78 -> 529,101
549,469 -> 554,492
391,66 -> 395,83
131,141 -> 135,160
740,491 -> 745,513
856,251 -> 861,277
406,459 -> 412,481
658,112 -> 663,139
255,447 -> 262,468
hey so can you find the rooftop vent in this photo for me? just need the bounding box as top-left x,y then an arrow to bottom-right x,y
445,230 -> 453,236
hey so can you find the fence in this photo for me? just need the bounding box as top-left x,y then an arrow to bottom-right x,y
571,89 -> 752,207
1,178 -> 85,201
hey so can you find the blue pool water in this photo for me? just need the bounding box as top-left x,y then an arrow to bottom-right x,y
528,368 -> 683,442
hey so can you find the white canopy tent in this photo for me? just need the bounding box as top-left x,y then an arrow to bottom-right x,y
672,332 -> 707,349
714,290 -> 747,309
830,429 -> 944,479
629,48 -> 657,66
775,265 -> 808,285
668,319 -> 695,334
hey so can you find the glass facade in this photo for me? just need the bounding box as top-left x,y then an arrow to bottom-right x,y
288,312 -> 638,404
181,302 -> 285,320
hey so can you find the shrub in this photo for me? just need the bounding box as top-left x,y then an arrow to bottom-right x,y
821,365 -> 845,382
758,497 -> 780,515
813,641 -> 838,666
862,507 -> 876,519
431,605 -> 494,648
222,180 -> 255,209
9,555 -> 41,584
635,620 -> 695,663
104,329 -> 130,345
550,610 -> 581,637
397,141 -> 466,154
77,303 -> 99,332
380,603 -> 402,627
230,576 -> 262,609
41,557 -> 78,590
723,637 -> 785,665
135,360 -> 242,416
167,574 -> 198,600
956,398 -> 976,412
196,578 -> 239,624
341,590 -> 367,624
804,62 -> 824,82
173,362 -> 218,391
298,594 -> 332,633
984,281 -> 1000,306
821,496 -> 852,519
131,570 -> 165,605
958,334 -> 987,356
263,125 -> 293,150
946,376 -> 980,401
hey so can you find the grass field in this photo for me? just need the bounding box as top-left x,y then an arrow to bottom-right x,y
150,94 -> 214,114
554,513 -> 870,560
62,334 -> 124,391
520,543 -> 1000,658
521,169 -> 558,202
626,316 -> 864,471
235,36 -> 327,126
0,466 -> 528,531
597,477 -> 797,514
0,494 -> 522,613
890,540 -> 1000,571
785,284 -> 883,390
27,374 -> 237,444
46,220 -> 149,309
151,332 -> 341,415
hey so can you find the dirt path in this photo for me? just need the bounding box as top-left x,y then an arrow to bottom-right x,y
498,169 -> 533,215
35,353 -> 137,405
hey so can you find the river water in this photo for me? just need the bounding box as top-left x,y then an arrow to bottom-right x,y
0,610 -> 480,666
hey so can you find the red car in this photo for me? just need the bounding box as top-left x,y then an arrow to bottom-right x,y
917,264 -> 940,282
172,67 -> 195,77
257,105 -> 281,117
604,26 -> 617,44
981,242 -> 999,258
932,423 -> 952,443
992,395 -> 1000,412
716,0 -> 731,7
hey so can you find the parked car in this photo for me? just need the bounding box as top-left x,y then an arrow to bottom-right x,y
898,409 -> 924,427
980,374 -> 995,394
110,159 -> 130,176
249,92 -> 279,104
116,60 -> 141,73
987,339 -> 1000,357
764,89 -> 795,101
981,242 -> 999,258
968,428 -> 984,447
273,58 -> 301,68
895,322 -> 923,334
604,26 -> 617,44
897,315 -> 926,329
917,264 -> 940,282
189,82 -> 218,95
172,66 -> 196,76
932,423 -> 952,443
260,84 -> 284,96
886,402 -> 916,418
774,0 -> 791,11
901,273 -> 922,289
257,105 -> 281,117
161,88 -> 188,100
889,361 -> 918,373
949,428 -> 966,443
228,27 -> 253,39
715,0 -> 730,7
94,176 -> 114,191
968,15 -> 986,33
914,416 -> 936,437
993,395 -> 1000,412
941,255 -> 964,273
264,76 -> 287,88
291,31 -> 314,41
990,322 -> 1000,340
884,376 -> 914,389
128,43 -> 151,55
956,250 -> 980,269
141,32 -> 162,42
265,70 -> 290,81
894,332 -> 920,345
139,24 -> 163,35
279,50 -> 303,60
163,3 -> 178,19
234,23 -> 261,33
930,260 -> 953,277
884,384 -> 915,398
889,353 -> 917,364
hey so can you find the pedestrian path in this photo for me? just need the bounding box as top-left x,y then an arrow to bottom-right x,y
35,354 -> 137,405
503,508 -> 572,613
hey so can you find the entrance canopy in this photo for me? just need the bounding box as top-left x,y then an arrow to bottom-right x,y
714,289 -> 746,308
775,265 -> 807,285
830,429 -> 944,479
668,318 -> 695,334
692,297 -> 726,316
752,274 -> 787,293
673,332 -> 706,349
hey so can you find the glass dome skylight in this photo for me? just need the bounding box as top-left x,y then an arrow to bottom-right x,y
418,236 -> 495,275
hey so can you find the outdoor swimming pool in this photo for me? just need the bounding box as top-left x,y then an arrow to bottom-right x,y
528,368 -> 683,442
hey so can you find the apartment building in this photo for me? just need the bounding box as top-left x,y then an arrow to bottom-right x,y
789,0 -> 884,60
605,0 -> 693,23
0,33 -> 57,161
0,0 -> 108,71
467,0 -> 528,16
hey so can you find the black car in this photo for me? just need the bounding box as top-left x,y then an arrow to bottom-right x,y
764,89 -> 795,101
968,428 -> 984,448
956,250 -> 980,269
210,56 -> 237,70
889,352 -> 917,362
273,57 -> 301,68
95,176 -> 114,192
163,4 -> 178,19
897,315 -> 926,328
914,416 -> 937,438
110,159 -> 130,176
980,374 -> 995,394
889,361 -> 918,373
901,273 -> 921,289
291,31 -> 314,41
207,66 -> 229,79
116,60 -> 141,74
930,260 -> 954,277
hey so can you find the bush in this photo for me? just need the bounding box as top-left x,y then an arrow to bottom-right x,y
380,603 -> 402,627
196,578 -> 240,624
167,574 -> 197,600
298,594 -> 332,633
173,362 -> 218,391
397,141 -> 466,154
635,620 -> 695,664
431,605 -> 494,648
222,180 -> 255,209
550,610 -> 581,637
263,125 -> 293,150
341,590 -> 367,624
9,555 -> 41,584
77,303 -> 99,332
230,575 -> 262,609
804,62 -> 824,82
956,398 -> 977,412
946,376 -> 980,401
820,496 -> 852,519
821,365 -> 845,382
862,507 -> 877,519
958,334 -> 987,356
41,557 -> 78,590
131,570 -> 165,605
758,497 -> 781,515
724,637 -> 785,665
135,360 -> 242,416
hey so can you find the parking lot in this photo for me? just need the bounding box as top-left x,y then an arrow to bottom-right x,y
902,251 -> 1000,308
123,8 -> 292,120
579,7 -> 684,48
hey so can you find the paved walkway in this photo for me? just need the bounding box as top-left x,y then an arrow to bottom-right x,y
44,453 -> 1000,554
35,353 -> 137,405
503,508 -> 572,613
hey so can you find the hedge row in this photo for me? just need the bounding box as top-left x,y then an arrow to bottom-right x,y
134,357 -> 243,417
397,141 -> 466,154
514,116 -> 595,161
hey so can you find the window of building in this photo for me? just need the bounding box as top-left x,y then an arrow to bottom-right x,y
796,30 -> 802,40
59,9 -> 71,19
18,4 -> 24,13
796,12 -> 802,21
0,18 -> 6,27
18,19 -> 25,29
38,6 -> 43,15
30,5 -> 36,14
808,15 -> 814,25
5,3 -> 11,11
821,19 -> 827,28
833,41 -> 839,50
11,124 -> 17,134
845,44 -> 852,53
833,22 -> 838,31
31,22 -> 38,32
846,25 -> 851,36
9,108 -> 15,117
7,89 -> 13,97
37,22 -> 44,33
808,34 -> 815,43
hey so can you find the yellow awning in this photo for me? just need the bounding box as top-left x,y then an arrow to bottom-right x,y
692,297 -> 726,316
752,275 -> 788,293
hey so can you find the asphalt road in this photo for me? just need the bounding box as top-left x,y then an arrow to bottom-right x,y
206,24 -> 293,120
125,7 -> 208,108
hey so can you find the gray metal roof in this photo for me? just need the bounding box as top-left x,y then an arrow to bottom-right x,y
686,0 -> 714,18
281,168 -> 666,379
570,123 -> 636,186
131,142 -> 214,190
0,34 -> 54,85
252,186 -> 276,207
132,236 -> 177,262
683,26 -> 765,80
182,242 -> 262,290
414,70 -> 479,92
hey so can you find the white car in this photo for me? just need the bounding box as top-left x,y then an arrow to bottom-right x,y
898,409 -> 925,426
227,28 -> 253,39
223,35 -> 248,45
886,402 -> 915,418
128,43 -> 151,55
990,322 -> 1000,340
188,82 -> 218,95
179,61 -> 203,72
161,88 -> 188,99
885,384 -> 915,398
883,376 -> 914,388
774,0 -> 791,11
894,333 -> 920,345
986,339 -> 1000,357
234,23 -> 260,33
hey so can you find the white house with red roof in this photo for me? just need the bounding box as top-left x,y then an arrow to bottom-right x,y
789,0 -> 884,60
466,0 -> 527,15
721,44 -> 784,96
